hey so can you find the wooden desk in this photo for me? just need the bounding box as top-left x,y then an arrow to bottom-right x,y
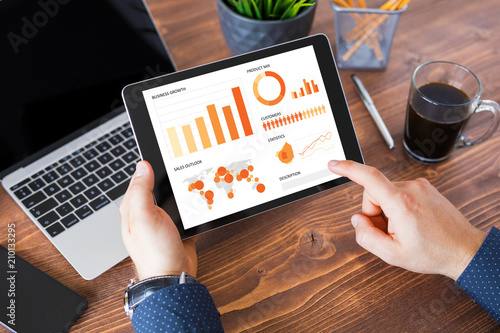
1,0 -> 499,331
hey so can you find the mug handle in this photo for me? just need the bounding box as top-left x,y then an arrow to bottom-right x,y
457,99 -> 500,148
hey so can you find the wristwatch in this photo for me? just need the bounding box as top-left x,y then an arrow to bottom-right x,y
124,271 -> 198,319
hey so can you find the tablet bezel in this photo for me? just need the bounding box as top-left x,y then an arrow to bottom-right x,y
122,34 -> 363,239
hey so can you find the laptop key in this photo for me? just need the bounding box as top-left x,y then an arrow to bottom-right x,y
83,148 -> 98,160
61,214 -> 79,228
47,222 -> 65,237
71,168 -> 88,180
22,191 -> 47,209
55,189 -> 71,203
28,178 -> 46,192
70,194 -> 88,208
10,178 -> 30,191
121,127 -> 133,138
109,159 -> 125,171
96,166 -> 112,179
98,133 -> 110,142
89,195 -> 110,211
57,175 -> 74,188
82,174 -> 98,187
38,211 -> 59,228
84,186 -> 101,200
96,141 -> 111,153
68,181 -> 85,195
97,152 -> 113,164
14,186 -> 32,200
75,205 -> 93,220
45,162 -> 59,171
84,160 -> 101,172
109,134 -> 124,145
59,155 -> 72,164
111,126 -> 121,135
122,151 -> 138,164
72,148 -> 85,156
42,171 -> 59,184
56,163 -> 73,175
43,183 -> 61,196
124,163 -> 136,176
31,170 -> 45,179
97,178 -> 114,192
69,156 -> 86,168
111,170 -> 127,184
123,138 -> 137,150
56,202 -> 74,217
107,181 -> 129,201
30,198 -> 58,218
110,145 -> 126,157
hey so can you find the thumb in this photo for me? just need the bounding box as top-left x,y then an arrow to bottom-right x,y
129,161 -> 154,191
122,161 -> 155,213
351,214 -> 395,262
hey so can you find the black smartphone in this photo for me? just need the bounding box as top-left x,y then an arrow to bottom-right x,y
0,244 -> 87,333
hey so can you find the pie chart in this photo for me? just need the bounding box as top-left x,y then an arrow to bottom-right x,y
253,71 -> 286,106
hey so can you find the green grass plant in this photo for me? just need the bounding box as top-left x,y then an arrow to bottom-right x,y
224,0 -> 316,20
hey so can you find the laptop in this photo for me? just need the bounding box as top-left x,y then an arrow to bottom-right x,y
0,0 -> 176,280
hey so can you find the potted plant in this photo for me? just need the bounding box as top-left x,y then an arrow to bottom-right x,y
217,0 -> 317,55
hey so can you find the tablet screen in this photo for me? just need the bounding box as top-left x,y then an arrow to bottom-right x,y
141,44 -> 347,230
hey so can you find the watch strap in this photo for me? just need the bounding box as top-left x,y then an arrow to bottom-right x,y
125,273 -> 198,319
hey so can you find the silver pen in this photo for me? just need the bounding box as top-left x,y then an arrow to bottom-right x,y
351,74 -> 395,149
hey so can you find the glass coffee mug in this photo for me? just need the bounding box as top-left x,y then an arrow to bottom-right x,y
403,61 -> 500,163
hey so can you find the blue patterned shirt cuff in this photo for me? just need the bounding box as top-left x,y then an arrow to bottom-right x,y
131,282 -> 224,332
456,226 -> 500,321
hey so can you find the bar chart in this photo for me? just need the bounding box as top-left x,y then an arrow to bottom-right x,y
290,79 -> 320,99
162,84 -> 254,159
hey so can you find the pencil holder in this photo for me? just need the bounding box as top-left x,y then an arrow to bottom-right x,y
331,1 -> 406,70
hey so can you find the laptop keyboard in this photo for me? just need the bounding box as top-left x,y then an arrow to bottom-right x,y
9,122 -> 140,238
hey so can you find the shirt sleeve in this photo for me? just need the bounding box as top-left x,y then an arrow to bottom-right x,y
131,282 -> 224,333
456,226 -> 500,321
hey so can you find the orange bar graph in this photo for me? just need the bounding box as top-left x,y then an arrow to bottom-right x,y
182,124 -> 197,153
166,127 -> 183,158
222,105 -> 240,141
304,79 -> 312,95
165,85 -> 255,159
312,80 -> 319,93
195,117 -> 212,149
231,87 -> 253,136
207,104 -> 226,145
291,79 -> 320,100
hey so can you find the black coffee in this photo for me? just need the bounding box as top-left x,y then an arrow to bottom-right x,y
404,82 -> 470,162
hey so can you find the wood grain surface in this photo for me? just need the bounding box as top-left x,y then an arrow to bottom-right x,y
1,0 -> 500,331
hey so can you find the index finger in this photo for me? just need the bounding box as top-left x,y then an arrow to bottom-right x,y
328,160 -> 396,202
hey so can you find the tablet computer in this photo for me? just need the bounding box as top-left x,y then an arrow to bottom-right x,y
122,34 -> 363,239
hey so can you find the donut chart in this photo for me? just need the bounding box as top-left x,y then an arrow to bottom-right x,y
253,71 -> 286,106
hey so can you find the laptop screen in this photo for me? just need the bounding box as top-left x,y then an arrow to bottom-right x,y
0,0 -> 176,177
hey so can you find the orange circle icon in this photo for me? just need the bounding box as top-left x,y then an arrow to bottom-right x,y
240,169 -> 249,179
253,71 -> 286,106
194,180 -> 204,190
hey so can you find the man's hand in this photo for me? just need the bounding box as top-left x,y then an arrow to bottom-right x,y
328,160 -> 486,280
120,161 -> 197,281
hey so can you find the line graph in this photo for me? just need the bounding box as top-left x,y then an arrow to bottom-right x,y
298,132 -> 334,159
